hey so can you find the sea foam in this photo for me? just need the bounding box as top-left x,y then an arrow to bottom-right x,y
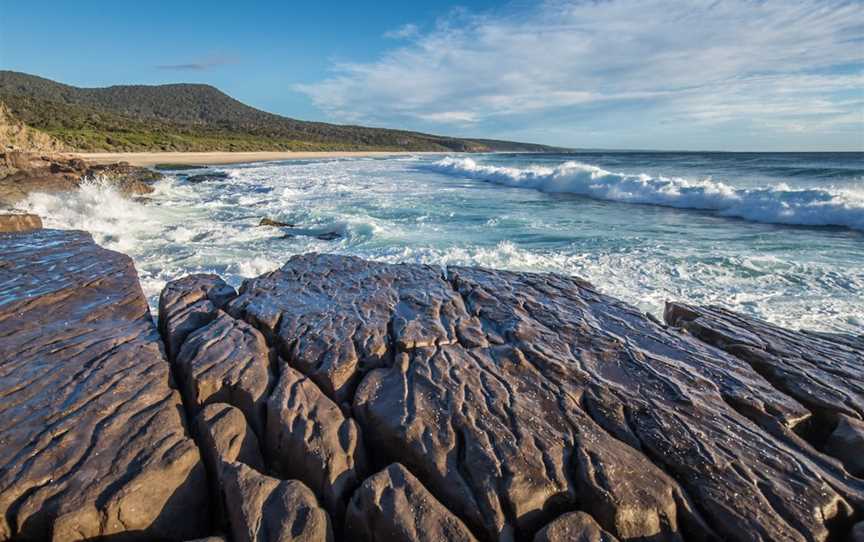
430,157 -> 864,231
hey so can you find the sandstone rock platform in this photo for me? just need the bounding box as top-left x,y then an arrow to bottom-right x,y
1,232 -> 862,542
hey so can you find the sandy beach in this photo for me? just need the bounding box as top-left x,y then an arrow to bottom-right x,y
77,151 -> 445,167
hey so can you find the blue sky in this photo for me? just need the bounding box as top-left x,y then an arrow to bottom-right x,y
1,0 -> 862,151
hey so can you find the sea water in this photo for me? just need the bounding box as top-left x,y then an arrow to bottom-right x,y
22,151 -> 864,333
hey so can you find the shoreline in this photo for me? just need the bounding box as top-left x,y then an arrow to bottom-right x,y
76,150 -> 449,167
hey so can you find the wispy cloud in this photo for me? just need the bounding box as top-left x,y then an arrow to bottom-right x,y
384,23 -> 420,40
156,55 -> 237,71
295,0 -> 864,146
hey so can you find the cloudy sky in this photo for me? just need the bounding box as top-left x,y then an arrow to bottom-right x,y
1,0 -> 862,150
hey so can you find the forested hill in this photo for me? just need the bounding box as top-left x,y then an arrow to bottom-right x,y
0,71 -> 560,153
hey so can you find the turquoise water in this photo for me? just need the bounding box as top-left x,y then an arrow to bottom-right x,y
22,152 -> 864,332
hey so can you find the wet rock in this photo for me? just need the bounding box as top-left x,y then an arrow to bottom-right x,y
315,231 -> 342,241
825,415 -> 864,477
345,463 -> 477,542
852,522 -> 864,542
0,229 -> 208,541
664,303 -> 864,421
533,512 -> 619,542
260,217 -> 296,227
176,311 -> 274,435
155,163 -> 207,171
266,365 -> 366,522
226,254 -> 862,541
0,212 -> 41,232
158,273 -> 237,361
222,462 -> 333,542
0,152 -> 162,206
187,171 -> 229,183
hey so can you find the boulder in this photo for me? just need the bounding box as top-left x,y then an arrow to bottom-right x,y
0,229 -> 208,541
0,212 -> 41,232
265,365 -> 367,522
345,463 -> 478,542
533,512 -> 619,542
158,273 -> 237,361
224,254 -> 863,541
176,311 -> 274,435
221,462 -> 333,542
187,171 -> 230,183
825,415 -> 864,478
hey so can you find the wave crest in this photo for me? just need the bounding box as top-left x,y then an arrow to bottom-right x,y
430,157 -> 864,231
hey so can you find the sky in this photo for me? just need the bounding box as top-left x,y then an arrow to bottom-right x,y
0,0 -> 862,151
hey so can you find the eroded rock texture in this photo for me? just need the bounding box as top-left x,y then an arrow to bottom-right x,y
222,462 -> 333,542
159,273 -> 237,361
266,365 -> 366,523
533,511 -> 619,542
0,229 -> 208,541
176,310 -> 274,435
345,463 -> 478,542
217,254 -> 864,542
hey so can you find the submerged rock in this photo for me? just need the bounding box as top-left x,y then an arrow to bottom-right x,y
187,171 -> 230,183
0,229 -> 209,541
260,217 -> 296,227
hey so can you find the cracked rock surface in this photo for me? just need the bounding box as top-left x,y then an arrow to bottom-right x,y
345,463 -> 478,542
5,235 -> 863,542
0,229 -> 208,541
532,511 -> 619,542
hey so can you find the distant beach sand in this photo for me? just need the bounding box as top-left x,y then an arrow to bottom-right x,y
77,151 -> 445,167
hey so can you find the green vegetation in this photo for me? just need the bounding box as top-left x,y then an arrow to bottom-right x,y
0,71 -> 561,153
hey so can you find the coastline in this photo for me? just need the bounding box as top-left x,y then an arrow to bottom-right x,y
77,150 -> 449,167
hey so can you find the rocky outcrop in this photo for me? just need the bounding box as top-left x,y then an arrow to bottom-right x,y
0,151 -> 162,207
345,463 -> 478,542
212,253 -> 863,541
4,233 -> 863,542
532,512 -> 619,542
0,101 -> 68,154
0,212 -> 41,232
0,229 -> 208,541
222,462 -> 333,542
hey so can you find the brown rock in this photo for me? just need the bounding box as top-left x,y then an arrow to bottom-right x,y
176,311 -> 273,435
345,463 -> 477,542
0,212 -> 41,232
266,365 -> 366,522
221,462 -> 333,542
158,273 -> 237,361
224,254 -> 863,541
533,512 -> 619,542
825,415 -> 864,478
194,403 -> 266,475
194,403 -> 266,532
0,229 -> 208,541
260,217 -> 295,227
664,302 -> 864,421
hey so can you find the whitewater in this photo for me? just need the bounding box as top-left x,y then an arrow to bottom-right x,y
21,151 -> 864,333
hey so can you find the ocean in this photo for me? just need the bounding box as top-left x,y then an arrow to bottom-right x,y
22,151 -> 864,333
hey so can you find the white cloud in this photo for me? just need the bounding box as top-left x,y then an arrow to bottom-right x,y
295,0 -> 864,147
384,23 -> 420,40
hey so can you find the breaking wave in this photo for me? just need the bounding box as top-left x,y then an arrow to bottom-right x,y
430,157 -> 864,231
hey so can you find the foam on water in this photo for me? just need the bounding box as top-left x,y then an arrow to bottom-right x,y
430,157 -> 864,230
17,154 -> 864,333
